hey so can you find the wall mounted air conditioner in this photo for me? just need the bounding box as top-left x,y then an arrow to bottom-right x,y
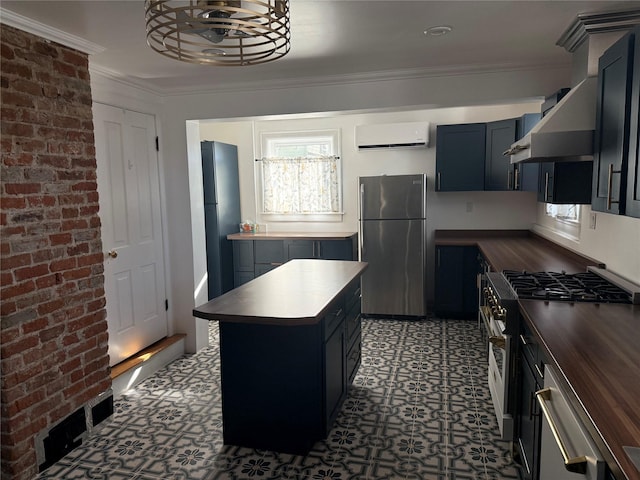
355,122 -> 430,149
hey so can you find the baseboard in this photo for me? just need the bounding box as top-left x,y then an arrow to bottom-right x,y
110,334 -> 186,397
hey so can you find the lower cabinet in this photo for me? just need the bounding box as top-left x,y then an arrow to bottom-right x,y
514,318 -> 545,480
232,237 -> 356,287
218,278 -> 361,454
434,245 -> 480,318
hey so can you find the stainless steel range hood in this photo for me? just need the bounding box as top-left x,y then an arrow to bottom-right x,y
506,76 -> 597,164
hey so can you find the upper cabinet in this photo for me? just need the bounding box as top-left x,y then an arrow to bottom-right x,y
485,119 -> 518,191
592,27 -> 638,217
436,114 -> 541,193
626,27 -> 640,218
537,161 -> 593,204
436,123 -> 486,191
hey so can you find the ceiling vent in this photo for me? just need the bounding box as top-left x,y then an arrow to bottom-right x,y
355,122 -> 430,150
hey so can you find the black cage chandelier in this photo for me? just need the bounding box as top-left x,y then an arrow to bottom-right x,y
144,0 -> 290,66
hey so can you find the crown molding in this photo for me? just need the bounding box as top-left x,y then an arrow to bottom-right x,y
557,8 -> 640,53
0,7 -> 105,54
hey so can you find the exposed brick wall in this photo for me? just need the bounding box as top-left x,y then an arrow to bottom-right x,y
1,25 -> 111,479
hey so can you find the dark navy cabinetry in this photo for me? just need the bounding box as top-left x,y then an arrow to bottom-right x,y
434,245 -> 480,318
516,113 -> 542,192
436,123 -> 486,191
485,119 -> 518,191
231,235 -> 357,287
537,161 -> 593,204
626,26 -> 640,218
592,29 -> 635,215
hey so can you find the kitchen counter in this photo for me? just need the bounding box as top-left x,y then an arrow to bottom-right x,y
192,259 -> 368,454
193,259 -> 366,325
434,229 -> 604,273
519,300 -> 640,480
228,231 -> 357,241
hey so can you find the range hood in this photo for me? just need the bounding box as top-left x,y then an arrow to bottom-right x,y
506,76 -> 597,164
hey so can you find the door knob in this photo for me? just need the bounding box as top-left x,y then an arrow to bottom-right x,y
108,250 -> 118,258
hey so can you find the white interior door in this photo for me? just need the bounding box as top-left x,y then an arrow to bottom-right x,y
93,103 -> 168,366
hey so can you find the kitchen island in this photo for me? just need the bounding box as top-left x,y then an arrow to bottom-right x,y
193,259 -> 367,454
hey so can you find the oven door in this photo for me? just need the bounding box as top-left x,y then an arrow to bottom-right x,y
537,366 -> 605,480
480,304 -> 513,440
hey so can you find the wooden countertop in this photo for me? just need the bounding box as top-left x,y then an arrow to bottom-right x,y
193,259 -> 367,325
228,232 -> 357,241
519,300 -> 640,480
434,229 -> 604,273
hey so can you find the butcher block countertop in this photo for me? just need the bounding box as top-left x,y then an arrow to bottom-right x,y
435,229 -> 639,479
193,259 -> 367,325
228,231 -> 357,241
434,229 -> 604,273
519,300 -> 640,480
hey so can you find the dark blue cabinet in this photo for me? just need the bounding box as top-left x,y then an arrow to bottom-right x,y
592,31 -> 634,214
436,123 -> 486,191
516,113 -> 542,192
434,246 -> 479,319
485,119 -> 518,191
626,26 -> 640,218
537,161 -> 593,204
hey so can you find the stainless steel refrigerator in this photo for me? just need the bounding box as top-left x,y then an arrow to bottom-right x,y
358,174 -> 427,317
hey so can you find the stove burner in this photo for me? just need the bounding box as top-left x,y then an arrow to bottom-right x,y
502,270 -> 631,304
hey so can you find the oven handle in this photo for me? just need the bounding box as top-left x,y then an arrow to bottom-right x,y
536,388 -> 588,474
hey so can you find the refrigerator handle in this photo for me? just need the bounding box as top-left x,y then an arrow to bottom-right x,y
358,183 -> 364,257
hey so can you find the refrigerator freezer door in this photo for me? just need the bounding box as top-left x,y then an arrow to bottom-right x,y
360,219 -> 426,316
359,175 -> 426,220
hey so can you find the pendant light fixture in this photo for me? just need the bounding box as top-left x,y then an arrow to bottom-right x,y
144,0 -> 290,66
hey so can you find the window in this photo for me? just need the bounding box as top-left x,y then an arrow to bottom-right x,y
545,203 -> 580,223
258,130 -> 342,221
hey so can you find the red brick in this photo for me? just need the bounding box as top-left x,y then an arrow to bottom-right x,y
49,257 -> 76,272
0,299 -> 17,316
1,334 -> 38,358
13,264 -> 49,282
1,197 -> 27,209
21,317 -> 49,335
0,253 -> 31,270
2,153 -> 34,166
1,279 -> 36,299
37,299 -> 65,317
49,232 -> 72,246
63,266 -> 91,281
4,183 -> 41,195
27,195 -> 56,207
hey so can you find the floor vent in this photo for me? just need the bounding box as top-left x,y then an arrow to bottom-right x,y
91,394 -> 113,427
38,408 -> 86,472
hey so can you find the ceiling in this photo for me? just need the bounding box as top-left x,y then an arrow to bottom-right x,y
2,1 -> 640,95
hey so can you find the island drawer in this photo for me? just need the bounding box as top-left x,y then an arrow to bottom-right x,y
324,302 -> 346,341
347,332 -> 361,384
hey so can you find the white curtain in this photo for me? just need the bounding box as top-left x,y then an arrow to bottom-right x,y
261,156 -> 340,214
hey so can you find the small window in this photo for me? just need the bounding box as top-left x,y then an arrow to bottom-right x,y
545,203 -> 580,223
258,130 -> 342,221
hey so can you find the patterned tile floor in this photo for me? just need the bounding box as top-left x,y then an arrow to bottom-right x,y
37,318 -> 520,480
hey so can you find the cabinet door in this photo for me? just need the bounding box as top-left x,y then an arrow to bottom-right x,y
254,240 -> 285,264
626,27 -> 640,218
324,318 -> 346,431
319,239 -> 353,260
516,113 -> 542,192
233,241 -> 254,272
515,357 -> 541,480
485,119 -> 517,191
434,246 -> 477,318
592,33 -> 634,214
538,162 -> 593,204
436,124 -> 486,191
284,240 -> 315,259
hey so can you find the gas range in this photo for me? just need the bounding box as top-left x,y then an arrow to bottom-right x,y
502,266 -> 640,305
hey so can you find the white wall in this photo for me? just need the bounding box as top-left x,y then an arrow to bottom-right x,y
198,103 -> 542,314
96,65 -> 573,352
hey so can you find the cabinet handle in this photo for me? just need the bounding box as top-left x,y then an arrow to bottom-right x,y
519,334 -> 528,346
507,171 -> 512,190
514,168 -> 520,190
359,184 -> 364,255
606,163 -> 622,210
544,171 -> 550,202
536,388 -> 588,474
437,172 -> 441,191
534,363 -> 544,379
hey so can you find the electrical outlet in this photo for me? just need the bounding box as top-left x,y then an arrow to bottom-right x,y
589,212 -> 597,229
